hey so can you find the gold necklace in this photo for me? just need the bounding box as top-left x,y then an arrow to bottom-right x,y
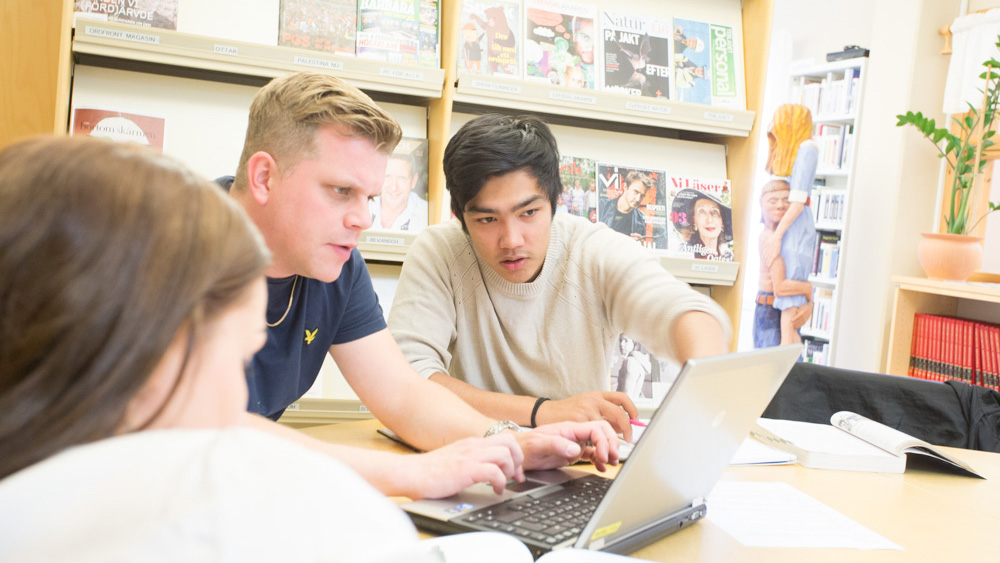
267,275 -> 298,328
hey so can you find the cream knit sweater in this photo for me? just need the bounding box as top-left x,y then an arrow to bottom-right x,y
388,214 -> 732,399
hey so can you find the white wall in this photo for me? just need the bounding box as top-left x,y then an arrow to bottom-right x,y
773,0 -> 874,65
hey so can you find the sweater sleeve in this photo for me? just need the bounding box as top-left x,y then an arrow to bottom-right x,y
387,226 -> 460,379
587,225 -> 733,361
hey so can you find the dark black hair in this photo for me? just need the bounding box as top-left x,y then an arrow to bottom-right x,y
443,114 -> 561,230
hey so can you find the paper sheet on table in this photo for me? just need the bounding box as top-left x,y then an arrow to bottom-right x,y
706,482 -> 902,550
729,437 -> 797,465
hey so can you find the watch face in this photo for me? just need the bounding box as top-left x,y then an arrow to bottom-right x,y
485,420 -> 521,437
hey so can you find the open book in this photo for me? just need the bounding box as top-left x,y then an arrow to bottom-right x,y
750,411 -> 984,478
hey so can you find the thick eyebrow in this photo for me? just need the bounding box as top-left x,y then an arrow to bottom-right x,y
466,194 -> 545,215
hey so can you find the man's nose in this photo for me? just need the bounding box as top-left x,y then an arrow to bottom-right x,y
346,197 -> 372,230
499,221 -> 523,248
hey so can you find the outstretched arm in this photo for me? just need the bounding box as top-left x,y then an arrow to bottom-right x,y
241,411 -> 524,499
429,371 -> 639,442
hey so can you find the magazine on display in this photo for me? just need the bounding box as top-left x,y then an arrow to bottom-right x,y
368,137 -> 429,233
278,0 -> 357,54
524,0 -> 597,89
600,11 -> 671,99
596,163 -> 667,250
356,0 -> 421,66
667,175 -> 734,261
557,155 -> 597,222
707,22 -> 738,107
459,0 -> 521,78
71,108 -> 166,150
417,0 -> 440,69
671,17 -> 711,105
73,0 -> 178,29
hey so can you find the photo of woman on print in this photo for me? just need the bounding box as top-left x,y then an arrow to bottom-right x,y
670,188 -> 734,260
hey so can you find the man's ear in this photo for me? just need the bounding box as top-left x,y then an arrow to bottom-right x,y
245,151 -> 278,205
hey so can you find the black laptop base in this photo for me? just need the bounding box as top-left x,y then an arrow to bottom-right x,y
406,478 -> 706,559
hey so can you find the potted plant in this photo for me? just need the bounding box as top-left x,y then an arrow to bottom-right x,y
896,37 -> 1000,280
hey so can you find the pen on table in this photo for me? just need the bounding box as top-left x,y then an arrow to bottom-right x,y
629,419 -> 647,427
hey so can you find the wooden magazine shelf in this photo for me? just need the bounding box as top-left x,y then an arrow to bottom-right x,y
454,72 -> 755,137
72,21 -> 446,101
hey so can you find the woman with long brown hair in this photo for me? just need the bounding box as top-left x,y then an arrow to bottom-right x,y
0,136 -> 419,560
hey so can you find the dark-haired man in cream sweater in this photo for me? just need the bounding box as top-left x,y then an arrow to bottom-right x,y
389,114 -> 731,442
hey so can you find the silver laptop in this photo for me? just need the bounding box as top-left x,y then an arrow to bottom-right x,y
402,344 -> 801,558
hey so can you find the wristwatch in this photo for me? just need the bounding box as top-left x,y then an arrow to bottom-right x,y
483,420 -> 522,437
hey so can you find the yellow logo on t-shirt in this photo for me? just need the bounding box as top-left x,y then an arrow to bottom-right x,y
304,328 -> 318,345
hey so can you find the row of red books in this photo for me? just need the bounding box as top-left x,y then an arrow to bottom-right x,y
908,313 -> 1000,391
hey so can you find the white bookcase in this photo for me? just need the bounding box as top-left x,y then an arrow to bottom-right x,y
787,57 -> 868,365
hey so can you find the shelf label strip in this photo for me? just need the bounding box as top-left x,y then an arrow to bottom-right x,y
625,101 -> 672,115
548,91 -> 597,105
293,55 -> 344,71
213,44 -> 239,56
379,67 -> 425,81
466,79 -> 522,95
84,25 -> 160,45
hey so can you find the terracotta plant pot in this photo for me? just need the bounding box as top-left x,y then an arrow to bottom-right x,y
917,232 -> 984,281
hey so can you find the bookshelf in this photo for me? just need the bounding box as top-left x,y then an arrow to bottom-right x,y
787,57 -> 868,365
885,275 -> 1000,379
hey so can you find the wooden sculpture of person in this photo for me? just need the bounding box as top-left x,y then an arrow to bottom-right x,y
759,104 -> 818,347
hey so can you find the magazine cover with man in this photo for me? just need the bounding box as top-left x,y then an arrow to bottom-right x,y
459,0 -> 521,78
557,155 -> 596,221
73,0 -> 178,29
596,163 -> 667,250
671,17 -> 712,105
600,10 -> 671,99
667,174 -> 734,261
524,0 -> 597,89
278,0 -> 357,54
368,137 -> 429,233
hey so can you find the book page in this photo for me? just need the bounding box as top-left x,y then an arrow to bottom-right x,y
753,418 -> 899,461
830,411 -> 926,456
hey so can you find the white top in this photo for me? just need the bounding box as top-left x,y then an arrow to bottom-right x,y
0,427 -> 417,563
370,192 -> 429,232
388,214 -> 731,398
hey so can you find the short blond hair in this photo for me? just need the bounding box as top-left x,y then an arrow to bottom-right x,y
233,71 -> 402,190
766,104 -> 813,177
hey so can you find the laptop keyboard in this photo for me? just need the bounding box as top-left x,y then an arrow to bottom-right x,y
455,474 -> 613,547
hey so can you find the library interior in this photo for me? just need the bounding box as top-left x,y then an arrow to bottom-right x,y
3,0 -> 1000,561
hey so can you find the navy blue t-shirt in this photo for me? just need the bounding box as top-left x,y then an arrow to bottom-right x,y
214,176 -> 387,420
250,253 -> 386,420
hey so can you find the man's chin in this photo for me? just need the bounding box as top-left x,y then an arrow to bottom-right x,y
310,265 -> 346,284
